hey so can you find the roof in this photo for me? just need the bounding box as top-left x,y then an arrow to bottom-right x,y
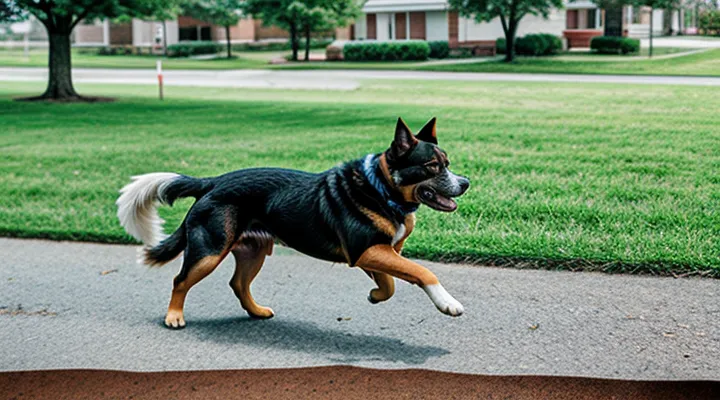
362,0 -> 449,13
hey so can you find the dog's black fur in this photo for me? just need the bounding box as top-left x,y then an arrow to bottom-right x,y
120,117 -> 469,326
148,118 -> 468,276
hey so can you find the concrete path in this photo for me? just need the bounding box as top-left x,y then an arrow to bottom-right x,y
641,37 -> 720,49
1,238 -> 719,380
2,67 -> 720,89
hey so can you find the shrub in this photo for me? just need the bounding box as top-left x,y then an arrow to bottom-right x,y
590,36 -> 640,55
515,33 -> 562,56
698,10 -> 720,36
167,41 -> 221,57
343,40 -> 430,61
428,40 -> 450,59
496,37 -> 506,54
231,39 -> 333,52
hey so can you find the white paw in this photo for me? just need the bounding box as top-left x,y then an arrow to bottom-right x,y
423,284 -> 464,317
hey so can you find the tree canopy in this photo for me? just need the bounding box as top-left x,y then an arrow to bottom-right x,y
182,0 -> 243,58
449,0 -> 564,62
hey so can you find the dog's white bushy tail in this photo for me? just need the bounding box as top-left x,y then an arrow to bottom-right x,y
116,173 -> 180,248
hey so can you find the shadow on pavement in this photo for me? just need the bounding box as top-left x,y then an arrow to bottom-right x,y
184,316 -> 449,365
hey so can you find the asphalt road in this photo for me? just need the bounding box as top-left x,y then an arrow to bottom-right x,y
1,238 -> 719,380
2,67 -> 720,90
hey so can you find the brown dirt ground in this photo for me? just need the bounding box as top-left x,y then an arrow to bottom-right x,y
1,366 -> 718,400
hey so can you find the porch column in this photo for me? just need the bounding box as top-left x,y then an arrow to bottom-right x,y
103,19 -> 110,46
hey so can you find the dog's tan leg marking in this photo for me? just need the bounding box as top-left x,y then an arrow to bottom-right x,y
363,269 -> 396,303
166,254 -> 225,329
356,245 -> 463,316
230,242 -> 275,319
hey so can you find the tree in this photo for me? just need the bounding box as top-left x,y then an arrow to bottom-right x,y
182,0 -> 243,58
290,0 -> 360,61
449,0 -> 564,62
2,0 -> 174,101
129,0 -> 184,57
244,0 -> 303,61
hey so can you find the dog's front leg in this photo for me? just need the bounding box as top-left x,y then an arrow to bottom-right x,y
356,245 -> 464,316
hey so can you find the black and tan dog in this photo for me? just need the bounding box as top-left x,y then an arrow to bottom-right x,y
117,117 -> 470,329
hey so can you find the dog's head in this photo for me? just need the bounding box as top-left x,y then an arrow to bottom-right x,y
384,117 -> 470,212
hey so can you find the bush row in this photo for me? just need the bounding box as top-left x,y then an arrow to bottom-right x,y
343,40 -> 430,61
496,34 -> 562,56
167,41 -> 222,57
428,40 -> 450,59
232,38 -> 332,52
698,10 -> 720,36
590,36 -> 640,55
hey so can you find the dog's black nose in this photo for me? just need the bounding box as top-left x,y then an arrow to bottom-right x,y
459,178 -> 470,194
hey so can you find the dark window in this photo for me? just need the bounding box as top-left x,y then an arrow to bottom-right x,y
179,27 -> 197,41
588,9 -> 597,29
200,26 -> 211,41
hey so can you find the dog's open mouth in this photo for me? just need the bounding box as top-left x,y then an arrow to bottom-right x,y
417,186 -> 457,212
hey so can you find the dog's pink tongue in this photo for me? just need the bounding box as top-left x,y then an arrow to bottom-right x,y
435,195 -> 457,211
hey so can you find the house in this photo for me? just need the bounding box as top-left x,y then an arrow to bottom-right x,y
73,16 -> 290,48
352,0 -> 693,50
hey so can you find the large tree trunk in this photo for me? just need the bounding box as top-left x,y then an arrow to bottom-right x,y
225,25 -> 232,58
289,21 -> 299,61
502,19 -> 518,63
304,24 -> 311,61
40,33 -> 80,100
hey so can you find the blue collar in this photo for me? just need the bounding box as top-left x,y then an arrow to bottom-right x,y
362,154 -> 419,216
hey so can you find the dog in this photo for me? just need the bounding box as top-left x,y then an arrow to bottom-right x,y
117,117 -> 470,329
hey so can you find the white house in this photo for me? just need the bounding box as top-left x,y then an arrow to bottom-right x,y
352,0 -> 690,51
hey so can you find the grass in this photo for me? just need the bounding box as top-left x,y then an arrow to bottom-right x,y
0,48 -> 275,70
420,49 -> 720,76
1,80 -> 719,275
3,46 -> 720,77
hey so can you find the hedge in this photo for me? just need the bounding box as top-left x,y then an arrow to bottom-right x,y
232,38 -> 332,52
515,34 -> 562,56
167,41 -> 222,57
590,36 -> 640,55
343,40 -> 430,61
496,34 -> 561,56
699,10 -> 720,36
496,37 -> 506,54
428,40 -> 450,59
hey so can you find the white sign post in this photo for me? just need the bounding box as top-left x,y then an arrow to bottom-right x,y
156,60 -> 164,100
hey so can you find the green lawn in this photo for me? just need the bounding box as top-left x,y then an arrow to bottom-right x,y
1,80 -> 719,275
4,46 -> 720,77
0,48 -> 274,69
420,49 -> 720,76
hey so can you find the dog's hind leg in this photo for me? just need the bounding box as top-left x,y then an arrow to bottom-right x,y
363,270 -> 395,304
165,207 -> 236,329
230,235 -> 275,319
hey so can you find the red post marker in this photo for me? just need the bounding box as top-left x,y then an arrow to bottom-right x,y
157,60 -> 164,100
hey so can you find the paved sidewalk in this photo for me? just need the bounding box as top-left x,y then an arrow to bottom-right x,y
2,67 -> 720,89
1,238 -> 719,380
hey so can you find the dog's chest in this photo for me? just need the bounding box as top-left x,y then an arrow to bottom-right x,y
391,223 -> 406,247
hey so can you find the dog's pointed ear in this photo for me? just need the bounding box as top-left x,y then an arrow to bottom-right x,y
415,117 -> 438,144
390,117 -> 417,159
